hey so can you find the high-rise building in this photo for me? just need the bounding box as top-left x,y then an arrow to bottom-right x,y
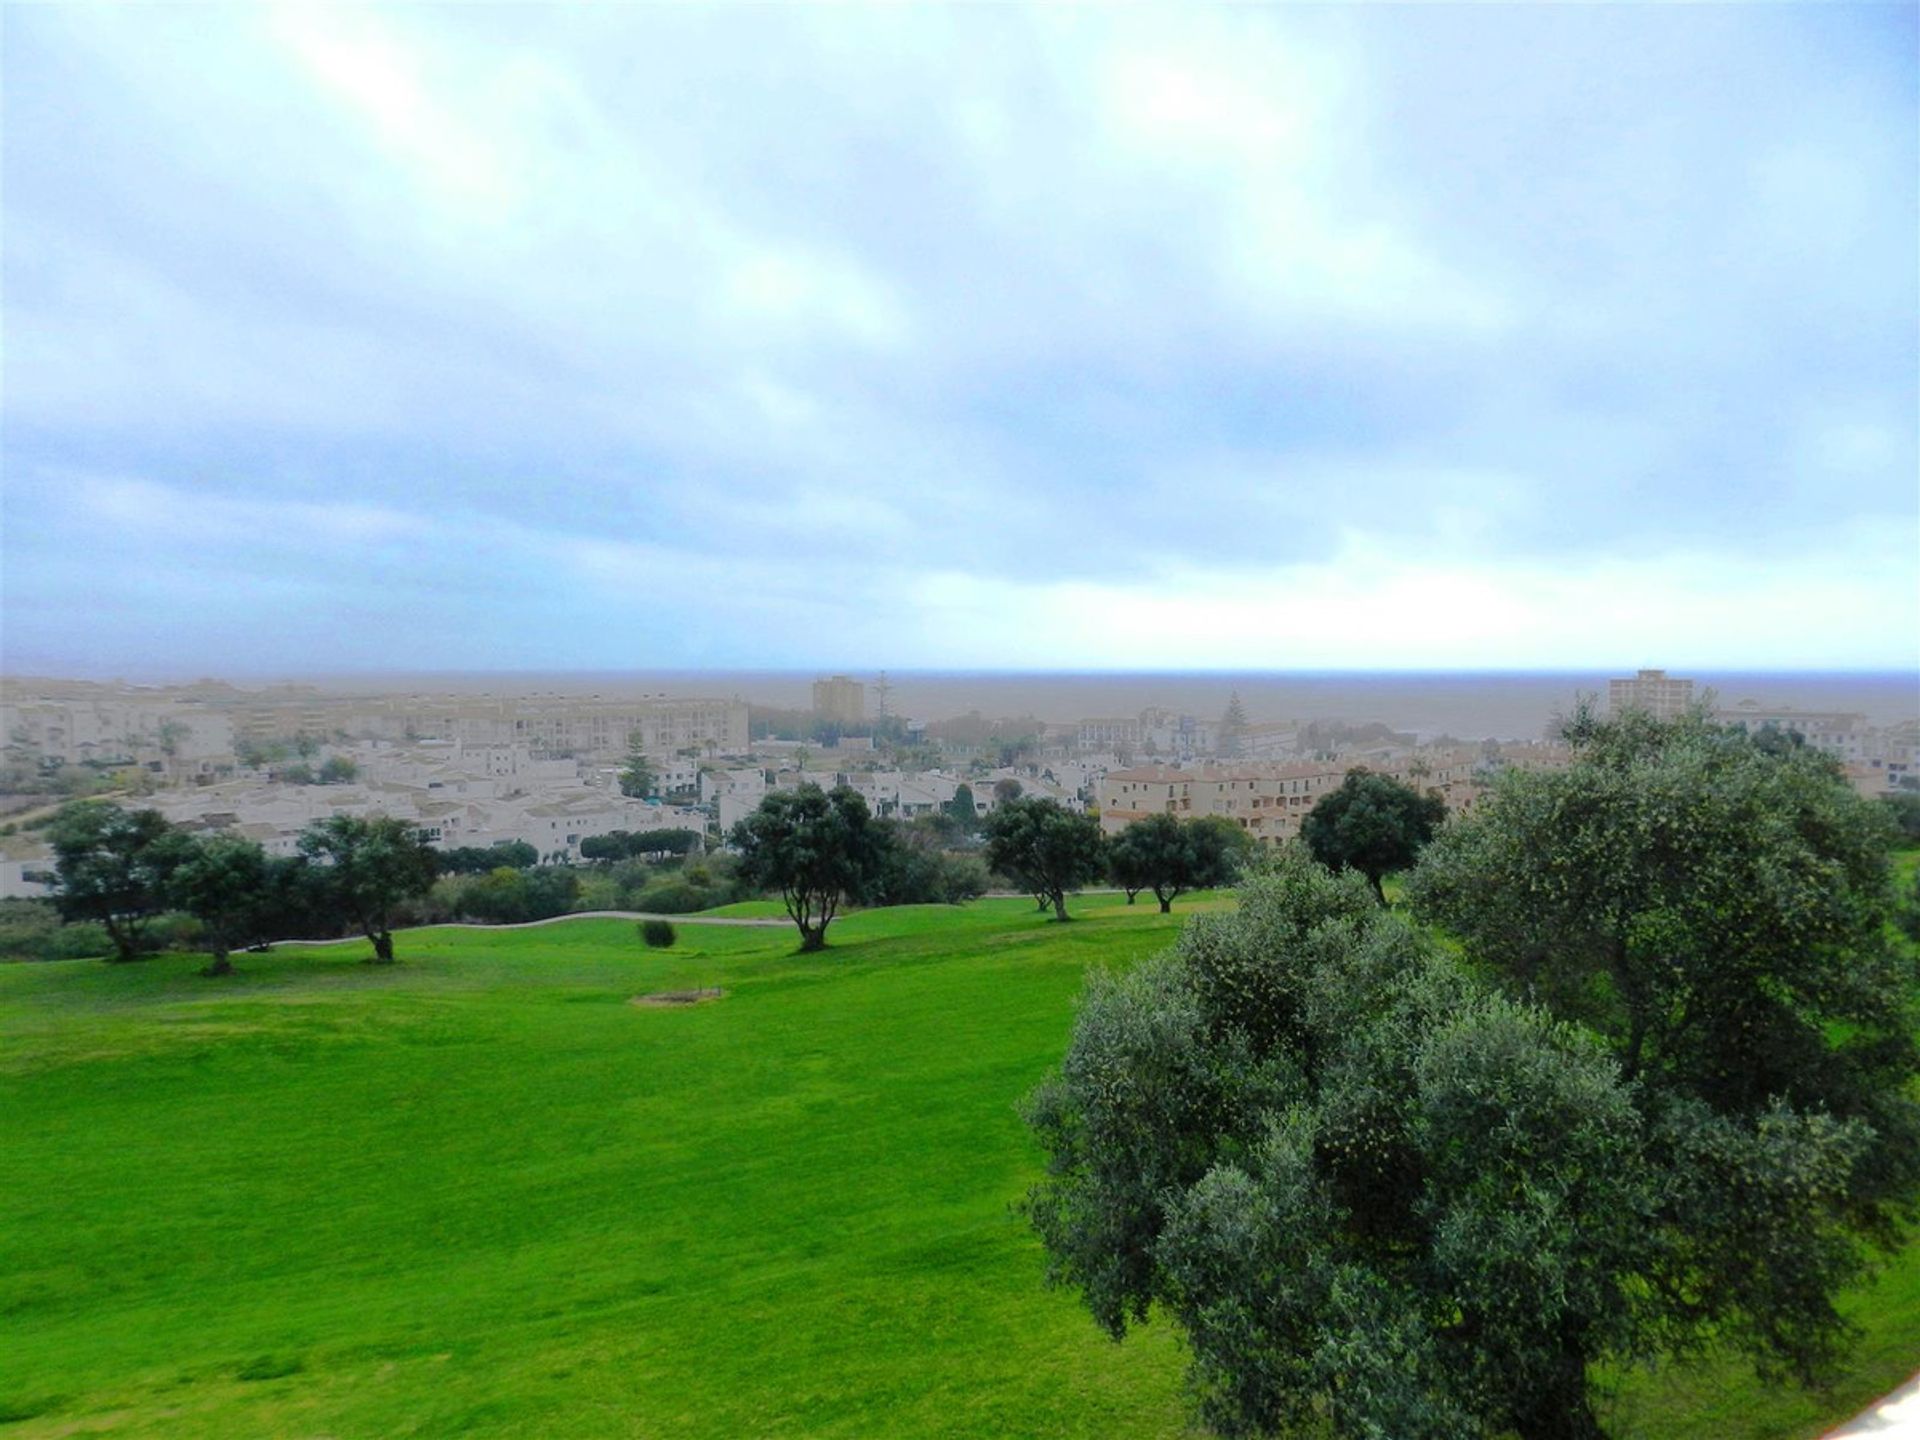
1608,669 -> 1696,719
812,675 -> 867,726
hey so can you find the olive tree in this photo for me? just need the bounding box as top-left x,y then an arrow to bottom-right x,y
983,796 -> 1105,921
48,801 -> 190,962
730,783 -> 891,951
168,833 -> 272,976
297,814 -> 439,963
1026,850 -> 1659,1439
1408,706 -> 1920,1390
1301,767 -> 1447,904
1107,812 -> 1254,911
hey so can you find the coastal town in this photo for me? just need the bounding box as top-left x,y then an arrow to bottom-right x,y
3,669 -> 1912,899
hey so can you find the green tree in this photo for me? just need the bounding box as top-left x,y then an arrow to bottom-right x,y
945,783 -> 979,833
1880,791 -> 1920,843
1107,812 -> 1254,911
1301,767 -> 1449,904
437,840 -> 540,874
983,796 -> 1105,921
167,834 -> 271,976
48,801 -> 189,962
297,814 -> 439,963
1408,706 -> 1920,1392
1026,851 -> 1658,1439
730,784 -> 891,951
317,755 -> 359,784
619,734 -> 657,799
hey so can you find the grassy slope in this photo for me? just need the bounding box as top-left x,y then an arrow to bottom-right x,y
1,896 -> 1207,1438
5,868 -> 1920,1437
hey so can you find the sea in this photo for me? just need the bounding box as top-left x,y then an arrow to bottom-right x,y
290,670 -> 1920,744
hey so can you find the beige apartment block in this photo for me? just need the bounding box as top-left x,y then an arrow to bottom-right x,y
1099,750 -> 1480,846
812,675 -> 867,726
1608,669 -> 1696,719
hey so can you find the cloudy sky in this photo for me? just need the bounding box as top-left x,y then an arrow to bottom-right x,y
4,4 -> 1915,675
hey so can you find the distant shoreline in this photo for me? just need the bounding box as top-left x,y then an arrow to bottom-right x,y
6,668 -> 1915,740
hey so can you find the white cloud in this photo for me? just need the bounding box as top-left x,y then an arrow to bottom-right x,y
908,529 -> 1920,671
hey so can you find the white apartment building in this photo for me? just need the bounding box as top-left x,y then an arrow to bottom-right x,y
1609,670 -> 1696,719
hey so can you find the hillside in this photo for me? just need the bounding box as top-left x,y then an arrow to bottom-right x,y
3,885 -> 1918,1437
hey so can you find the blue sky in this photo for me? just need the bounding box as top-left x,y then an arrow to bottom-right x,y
4,4 -> 1915,674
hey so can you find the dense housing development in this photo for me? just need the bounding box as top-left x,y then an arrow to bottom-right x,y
2,670 -> 1914,900
1099,750 -> 1482,845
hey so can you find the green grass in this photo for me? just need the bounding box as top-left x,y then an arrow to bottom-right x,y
3,884 -> 1917,1437
0,895 -> 1214,1438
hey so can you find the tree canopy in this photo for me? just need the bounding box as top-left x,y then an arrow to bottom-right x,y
1028,710 -> 1920,1437
1026,851 -> 1657,1439
48,801 -> 190,962
296,814 -> 439,963
1106,812 -> 1253,911
1301,767 -> 1447,903
167,833 -> 272,975
983,796 -> 1105,921
1408,707 -> 1919,1394
619,736 -> 656,799
730,783 -> 890,951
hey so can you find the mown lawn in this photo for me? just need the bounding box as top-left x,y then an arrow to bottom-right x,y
1,896 -> 1210,1438
4,880 -> 1918,1437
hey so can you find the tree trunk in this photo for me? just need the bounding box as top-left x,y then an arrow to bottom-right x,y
370,929 -> 396,964
1510,1353 -> 1602,1440
1367,872 -> 1387,906
104,917 -> 144,963
1052,894 -> 1069,922
798,923 -> 827,953
1125,890 -> 1138,905
1158,896 -> 1173,913
201,947 -> 233,977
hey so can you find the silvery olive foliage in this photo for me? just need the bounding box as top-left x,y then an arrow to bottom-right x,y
1409,707 -> 1919,1388
1026,852 -> 1657,1440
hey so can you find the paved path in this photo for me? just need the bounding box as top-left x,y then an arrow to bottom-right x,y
277,910 -> 790,945
1827,1372 -> 1920,1437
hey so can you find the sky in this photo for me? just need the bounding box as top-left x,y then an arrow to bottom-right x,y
3,4 -> 1916,676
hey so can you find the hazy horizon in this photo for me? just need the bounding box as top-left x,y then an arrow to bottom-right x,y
10,667 -> 1915,739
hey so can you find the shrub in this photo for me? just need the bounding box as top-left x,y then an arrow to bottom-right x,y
0,898 -> 112,962
640,919 -> 676,948
633,878 -> 709,914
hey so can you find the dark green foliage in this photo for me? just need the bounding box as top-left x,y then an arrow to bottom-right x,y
578,828 -> 701,863
1026,850 -> 1655,1439
983,797 -> 1105,921
1106,813 -> 1254,911
297,815 -> 439,963
946,784 -> 979,833
166,833 -> 272,975
436,840 -> 541,874
316,756 -> 359,784
623,856 -> 750,915
1409,707 -> 1920,1393
1301,768 -> 1447,903
640,919 -> 676,948
1882,792 -> 1920,843
455,865 -> 581,925
48,801 -> 191,962
867,819 -> 990,906
0,898 -> 111,962
731,784 -> 893,951
619,739 -> 656,799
